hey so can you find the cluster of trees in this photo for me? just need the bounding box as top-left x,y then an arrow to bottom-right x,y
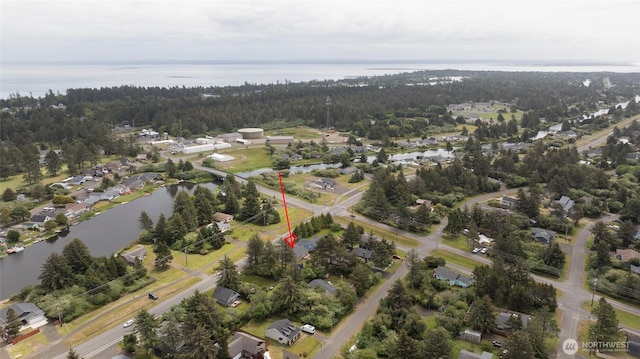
359,167 -> 444,232
474,258 -> 557,313
587,221 -> 640,304
350,279 -> 454,359
123,290 -> 232,359
292,213 -> 335,239
13,238 -> 146,323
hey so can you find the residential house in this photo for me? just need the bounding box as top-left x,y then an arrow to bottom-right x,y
212,286 -> 240,307
461,328 -> 482,343
136,154 -> 148,162
0,302 -> 47,329
265,319 -> 301,346
105,161 -> 121,172
65,202 -> 89,218
458,350 -> 493,359
500,195 -> 518,209
615,249 -> 640,263
496,312 -> 531,334
339,166 -> 358,175
308,279 -> 337,295
531,228 -> 557,244
214,221 -> 231,233
293,237 -> 320,261
121,245 -> 147,265
627,332 -> 640,357
228,331 -> 267,359
415,199 -> 433,211
119,157 -> 132,167
557,195 -> 575,215
68,176 -> 86,186
350,247 -> 373,263
433,266 -> 474,288
213,212 -> 234,223
30,214 -> 53,226
123,178 -> 144,191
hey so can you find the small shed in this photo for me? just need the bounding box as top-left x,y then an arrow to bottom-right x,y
462,328 -> 482,343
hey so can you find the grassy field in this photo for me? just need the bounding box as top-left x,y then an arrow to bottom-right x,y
335,217 -> 420,248
441,234 -> 473,251
4,331 -> 49,359
208,147 -> 273,173
266,127 -> 328,140
430,249 -> 485,271
581,301 -> 640,330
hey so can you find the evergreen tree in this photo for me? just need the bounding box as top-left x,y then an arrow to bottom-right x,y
239,181 -> 261,221
350,262 -> 373,296
592,297 -> 620,343
342,221 -> 361,250
245,234 -> 264,270
423,327 -> 454,359
224,192 -> 240,216
4,308 -> 21,337
62,238 -> 95,274
45,150 -> 62,176
138,211 -> 154,230
542,241 -> 566,269
468,296 -> 497,333
134,309 -> 159,355
444,208 -> 463,234
154,241 -> 173,269
217,255 -> 240,291
165,158 -> 176,178
503,330 -> 535,359
39,252 -> 75,290
173,190 -> 197,231
271,276 -> 303,315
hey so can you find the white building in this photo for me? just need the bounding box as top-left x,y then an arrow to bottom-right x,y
181,142 -> 231,154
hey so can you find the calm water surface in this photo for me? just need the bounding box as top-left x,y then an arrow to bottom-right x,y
0,182 -> 217,300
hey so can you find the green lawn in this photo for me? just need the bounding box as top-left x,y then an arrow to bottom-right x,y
209,147 -> 273,173
441,234 -> 473,251
335,217 -> 419,248
582,301 -> 640,329
430,249 -> 484,271
5,331 -> 49,359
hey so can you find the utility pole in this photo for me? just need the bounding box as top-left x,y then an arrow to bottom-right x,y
184,247 -> 188,268
57,306 -> 62,327
325,96 -> 331,129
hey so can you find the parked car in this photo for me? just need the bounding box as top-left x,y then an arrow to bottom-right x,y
492,340 -> 502,348
148,293 -> 159,300
472,247 -> 481,254
124,319 -> 134,328
480,247 -> 489,254
301,324 -> 316,334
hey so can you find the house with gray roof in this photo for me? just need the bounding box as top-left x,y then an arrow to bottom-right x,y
293,237 -> 320,261
350,247 -> 373,263
308,279 -> 337,294
496,312 -> 531,334
531,228 -> 557,244
265,319 -> 301,346
228,331 -> 266,359
433,266 -> 474,288
557,195 -> 575,215
212,286 -> 240,307
0,302 -> 46,329
121,245 -> 147,265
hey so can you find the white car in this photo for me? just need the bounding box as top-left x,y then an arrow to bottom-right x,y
472,247 -> 481,254
480,247 -> 489,254
301,324 -> 315,334
123,319 -> 134,328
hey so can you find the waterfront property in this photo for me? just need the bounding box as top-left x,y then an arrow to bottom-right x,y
0,302 -> 47,330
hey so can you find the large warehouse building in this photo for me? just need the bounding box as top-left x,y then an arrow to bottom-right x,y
238,128 -> 264,139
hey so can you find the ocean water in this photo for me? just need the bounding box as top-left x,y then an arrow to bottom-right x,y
1,60 -> 639,99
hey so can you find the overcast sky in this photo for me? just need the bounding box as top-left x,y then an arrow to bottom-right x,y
1,0 -> 639,64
